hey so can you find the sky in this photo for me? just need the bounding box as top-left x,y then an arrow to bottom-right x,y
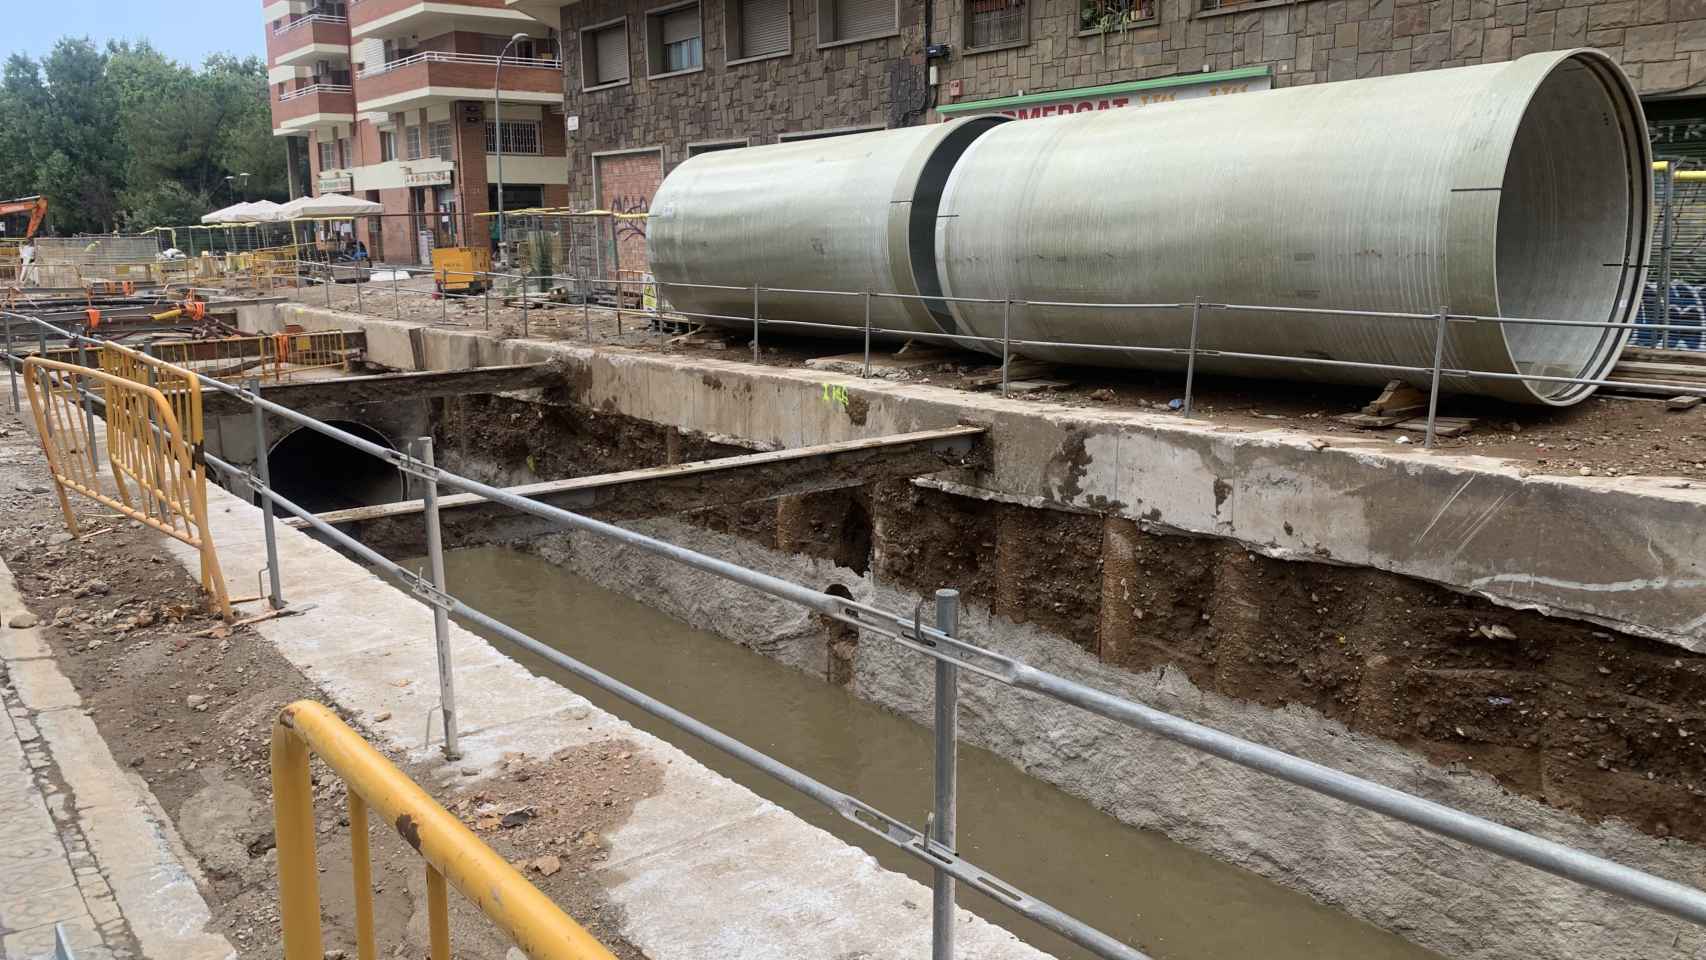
5,0 -> 264,67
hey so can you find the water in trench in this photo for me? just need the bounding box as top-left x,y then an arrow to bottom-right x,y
414,544 -> 1443,960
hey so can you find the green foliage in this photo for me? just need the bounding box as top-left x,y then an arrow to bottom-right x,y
0,38 -> 286,235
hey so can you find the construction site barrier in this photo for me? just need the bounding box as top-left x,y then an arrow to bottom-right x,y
21,357 -> 229,619
271,700 -> 618,960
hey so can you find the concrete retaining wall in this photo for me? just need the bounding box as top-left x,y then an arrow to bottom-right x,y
262,302 -> 1706,654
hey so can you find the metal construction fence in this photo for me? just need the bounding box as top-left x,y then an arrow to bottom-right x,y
18,352 -> 230,619
4,310 -> 1706,960
272,700 -> 619,960
288,259 -> 1706,448
1641,160 -> 1706,349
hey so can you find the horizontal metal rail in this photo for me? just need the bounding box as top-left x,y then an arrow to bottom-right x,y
358,50 -> 562,78
278,83 -> 353,102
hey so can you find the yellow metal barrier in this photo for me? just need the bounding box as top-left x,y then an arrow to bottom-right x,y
22,358 -> 230,619
271,701 -> 619,960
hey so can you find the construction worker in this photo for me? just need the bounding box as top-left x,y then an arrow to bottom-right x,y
18,238 -> 38,286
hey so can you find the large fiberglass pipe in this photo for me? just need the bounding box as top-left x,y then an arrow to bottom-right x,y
648,50 -> 1649,405
647,116 -> 1007,338
933,49 -> 1649,405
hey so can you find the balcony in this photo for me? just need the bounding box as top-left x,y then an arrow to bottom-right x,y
354,51 -> 563,113
503,0 -> 573,26
271,83 -> 357,134
267,14 -> 351,66
348,0 -> 543,40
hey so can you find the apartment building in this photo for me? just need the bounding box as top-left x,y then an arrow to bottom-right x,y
264,0 -> 571,263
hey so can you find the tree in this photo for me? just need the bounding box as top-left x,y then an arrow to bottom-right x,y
0,37 -> 287,234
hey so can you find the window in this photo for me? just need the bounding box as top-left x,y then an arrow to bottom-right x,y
337,137 -> 351,167
482,35 -> 540,60
580,19 -> 630,88
318,141 -> 336,170
966,0 -> 1026,49
727,0 -> 790,61
380,130 -> 397,162
1078,0 -> 1155,32
647,3 -> 703,76
405,126 -> 422,161
817,0 -> 896,45
429,122 -> 454,161
484,121 -> 542,155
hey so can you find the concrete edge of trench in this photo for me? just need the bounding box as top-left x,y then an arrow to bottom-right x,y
167,443 -> 1055,958
258,302 -> 1706,653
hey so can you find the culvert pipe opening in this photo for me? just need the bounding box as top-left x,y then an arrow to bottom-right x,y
1494,52 -> 1649,404
265,420 -> 405,514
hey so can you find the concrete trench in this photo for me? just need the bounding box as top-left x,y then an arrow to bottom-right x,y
233,302 -> 1706,960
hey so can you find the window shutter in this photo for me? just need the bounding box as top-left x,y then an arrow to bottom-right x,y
662,7 -> 699,44
739,0 -> 788,57
596,26 -> 629,83
833,0 -> 892,41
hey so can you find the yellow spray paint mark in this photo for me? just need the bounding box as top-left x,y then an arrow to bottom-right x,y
820,383 -> 849,411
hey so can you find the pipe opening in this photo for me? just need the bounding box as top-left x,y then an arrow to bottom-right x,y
267,419 -> 404,513
1496,53 -> 1647,404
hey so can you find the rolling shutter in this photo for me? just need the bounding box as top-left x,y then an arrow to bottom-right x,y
739,0 -> 789,58
662,7 -> 699,43
595,25 -> 629,83
833,0 -> 892,41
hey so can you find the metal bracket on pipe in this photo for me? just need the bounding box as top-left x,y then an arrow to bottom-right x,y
391,450 -> 441,483
407,569 -> 455,612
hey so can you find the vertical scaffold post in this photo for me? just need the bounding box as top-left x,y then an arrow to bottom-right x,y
417,437 -> 458,759
1000,298 -> 1012,397
752,283 -> 761,364
1425,306 -> 1449,450
392,270 -> 402,322
521,272 -> 530,339
5,319 -> 18,412
355,267 -> 364,314
325,263 -> 333,308
250,378 -> 284,610
863,291 -> 873,378
931,588 -> 960,960
1183,297 -> 1202,418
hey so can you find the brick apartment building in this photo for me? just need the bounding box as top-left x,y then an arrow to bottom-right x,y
263,0 -> 573,263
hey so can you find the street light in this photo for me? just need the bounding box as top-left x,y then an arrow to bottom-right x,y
493,31 -> 530,267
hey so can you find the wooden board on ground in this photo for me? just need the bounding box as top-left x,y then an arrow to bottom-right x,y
1334,412 -> 1412,429
968,359 -> 1062,389
805,348 -> 955,378
1394,416 -> 1476,437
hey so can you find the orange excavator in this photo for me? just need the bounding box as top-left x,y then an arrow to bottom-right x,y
0,195 -> 48,240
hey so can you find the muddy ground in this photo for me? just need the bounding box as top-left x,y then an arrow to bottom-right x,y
285,283 -> 1706,481
0,410 -> 657,959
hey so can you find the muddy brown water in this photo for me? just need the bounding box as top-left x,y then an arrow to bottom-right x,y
413,545 -> 1443,960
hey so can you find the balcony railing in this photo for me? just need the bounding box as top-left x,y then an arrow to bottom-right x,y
273,13 -> 350,34
357,50 -> 562,78
279,83 -> 355,102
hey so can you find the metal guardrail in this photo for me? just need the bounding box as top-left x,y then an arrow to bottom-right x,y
272,700 -> 619,960
271,13 -> 349,35
358,51 -> 563,78
291,258 -> 1706,448
7,306 -> 1706,959
278,83 -> 354,102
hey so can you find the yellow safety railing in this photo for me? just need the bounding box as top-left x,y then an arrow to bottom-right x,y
271,701 -> 619,960
22,358 -> 230,619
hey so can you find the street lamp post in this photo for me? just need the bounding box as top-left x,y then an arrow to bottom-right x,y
493,32 -> 530,270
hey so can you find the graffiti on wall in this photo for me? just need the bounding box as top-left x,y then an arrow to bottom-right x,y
1634,280 -> 1706,350
610,194 -> 649,243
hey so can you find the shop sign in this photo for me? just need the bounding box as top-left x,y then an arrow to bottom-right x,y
937,66 -> 1272,121
403,168 -> 453,187
317,173 -> 353,193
